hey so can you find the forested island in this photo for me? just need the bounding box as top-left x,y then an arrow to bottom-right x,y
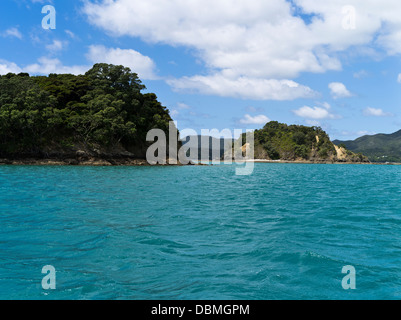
0,64 -> 175,165
237,121 -> 370,163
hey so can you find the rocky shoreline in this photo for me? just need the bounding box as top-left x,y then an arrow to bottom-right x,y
244,159 -> 401,165
1,158 -> 398,166
0,157 -> 149,166
247,159 -> 371,164
1,156 -> 396,166
0,155 -> 198,166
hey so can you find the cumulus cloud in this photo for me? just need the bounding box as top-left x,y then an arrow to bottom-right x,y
82,0 -> 335,100
328,82 -> 352,99
0,45 -> 158,78
86,45 -> 158,80
0,57 -> 88,76
363,107 -> 392,117
81,0 -> 361,79
293,102 -> 338,120
24,57 -> 88,75
240,114 -> 271,125
82,0 -> 401,100
0,60 -> 22,74
167,74 -> 317,100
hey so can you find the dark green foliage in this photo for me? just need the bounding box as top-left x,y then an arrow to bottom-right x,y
292,131 -> 306,145
334,131 -> 401,163
294,144 -> 310,159
251,121 -> 336,160
262,141 -> 280,160
318,147 -> 329,158
0,64 -> 173,157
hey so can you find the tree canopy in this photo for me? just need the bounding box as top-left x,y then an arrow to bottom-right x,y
250,121 -> 367,162
0,64 -> 174,158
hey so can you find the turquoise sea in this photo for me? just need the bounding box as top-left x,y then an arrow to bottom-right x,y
1,163 -> 401,300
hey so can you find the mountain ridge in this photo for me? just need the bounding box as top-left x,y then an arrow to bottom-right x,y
333,130 -> 401,163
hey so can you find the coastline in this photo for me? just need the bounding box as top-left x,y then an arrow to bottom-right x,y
245,159 -> 400,165
0,157 -> 397,166
0,157 -> 150,166
0,157 -> 190,166
0,155 -> 215,166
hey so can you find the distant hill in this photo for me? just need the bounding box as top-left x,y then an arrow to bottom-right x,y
182,135 -> 233,160
234,121 -> 369,163
333,130 -> 401,163
0,63 -> 176,165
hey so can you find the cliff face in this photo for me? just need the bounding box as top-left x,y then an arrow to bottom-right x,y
238,121 -> 369,163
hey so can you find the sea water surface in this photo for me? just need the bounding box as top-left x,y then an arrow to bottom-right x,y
1,163 -> 401,300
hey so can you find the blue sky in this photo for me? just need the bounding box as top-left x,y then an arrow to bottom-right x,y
1,0 -> 401,140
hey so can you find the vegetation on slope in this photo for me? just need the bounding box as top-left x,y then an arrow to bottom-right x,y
333,130 -> 401,163
0,64 -> 174,159
243,121 -> 368,162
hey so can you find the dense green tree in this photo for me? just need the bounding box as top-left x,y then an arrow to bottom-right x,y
248,121 -> 338,161
0,64 -> 174,158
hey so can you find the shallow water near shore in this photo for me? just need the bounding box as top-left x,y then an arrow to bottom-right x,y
1,163 -> 401,300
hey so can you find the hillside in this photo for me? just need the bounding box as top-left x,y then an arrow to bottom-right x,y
237,121 -> 369,163
0,64 -> 176,165
333,130 -> 401,163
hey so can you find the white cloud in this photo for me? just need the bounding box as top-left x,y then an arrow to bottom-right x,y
240,114 -> 271,125
86,45 -> 158,80
167,74 -> 317,100
319,102 -> 332,110
328,82 -> 352,99
0,57 -> 88,76
293,103 -> 337,120
82,0 -> 347,79
0,45 -> 157,78
363,107 -> 392,117
0,43 -> 160,79
46,40 -> 66,53
2,27 -> 22,39
25,57 -> 88,75
82,0 -> 401,100
397,73 -> 401,83
0,60 -> 22,74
